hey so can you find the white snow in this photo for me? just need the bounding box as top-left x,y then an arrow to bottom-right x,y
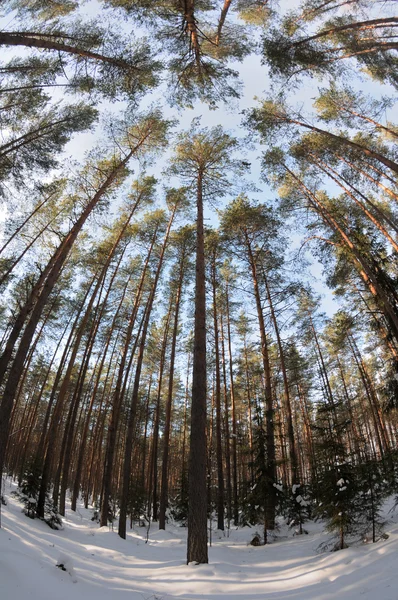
295,495 -> 308,506
1,479 -> 398,600
56,552 -> 77,583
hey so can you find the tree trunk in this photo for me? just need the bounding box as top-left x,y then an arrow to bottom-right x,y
0,188 -> 57,256
211,251 -> 224,531
284,165 -> 398,344
100,227 -> 158,527
309,153 -> 398,244
71,272 -> 132,511
118,204 -> 178,539
0,31 -> 141,71
245,234 -> 276,534
150,304 -> 172,523
187,172 -> 208,564
0,149 -> 135,487
159,248 -> 187,529
284,116 -> 398,176
262,270 -> 299,486
293,17 -> 398,47
219,312 -> 232,526
225,282 -> 239,525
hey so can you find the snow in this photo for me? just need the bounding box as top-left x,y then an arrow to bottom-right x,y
295,494 -> 308,506
1,479 -> 398,600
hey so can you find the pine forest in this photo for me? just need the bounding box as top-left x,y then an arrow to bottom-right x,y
1,1 -> 398,595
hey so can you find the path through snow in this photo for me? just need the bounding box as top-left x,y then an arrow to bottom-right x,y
1,480 -> 398,600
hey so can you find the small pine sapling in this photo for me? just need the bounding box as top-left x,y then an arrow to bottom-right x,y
315,461 -> 358,550
12,460 -> 62,528
107,494 -> 118,530
12,461 -> 42,519
249,406 -> 275,544
91,499 -> 100,523
170,470 -> 189,526
239,479 -> 259,527
285,483 -> 311,535
126,480 -> 146,528
44,495 -> 63,530
357,459 -> 389,543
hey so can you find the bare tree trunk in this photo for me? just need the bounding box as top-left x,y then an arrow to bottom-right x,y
0,150 -> 135,488
159,247 -> 187,529
0,31 -> 143,71
100,228 -> 158,527
118,204 -> 177,539
349,336 -> 390,458
309,154 -> 398,244
225,282 -> 239,525
262,270 -> 299,486
245,235 -> 276,535
150,303 -> 172,523
219,312 -> 232,526
334,153 -> 398,203
70,273 -> 132,511
0,188 -> 57,256
211,251 -> 224,531
284,116 -> 398,176
187,172 -> 208,564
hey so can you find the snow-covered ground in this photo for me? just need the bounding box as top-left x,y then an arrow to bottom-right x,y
1,479 -> 398,600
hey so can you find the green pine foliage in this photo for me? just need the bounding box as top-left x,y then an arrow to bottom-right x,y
282,483 -> 312,535
170,470 -> 189,526
356,459 -> 390,543
11,461 -> 62,529
314,460 -> 358,550
126,480 -> 147,526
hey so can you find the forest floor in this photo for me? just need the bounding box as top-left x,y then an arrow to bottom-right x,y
1,479 -> 398,600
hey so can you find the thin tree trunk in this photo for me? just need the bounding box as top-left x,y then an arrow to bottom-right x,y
100,227 -> 159,526
118,203 -> 178,539
245,235 -> 276,535
0,189 -> 58,256
335,152 -> 398,204
215,0 -> 233,45
159,248 -> 187,530
262,271 -> 299,486
219,312 -> 232,526
225,282 -> 239,526
0,149 -> 137,487
0,205 -> 66,287
150,303 -> 172,523
282,116 -> 398,176
70,272 -> 133,511
284,165 -> 398,343
292,17 -> 398,47
310,153 -> 398,244
211,251 -> 224,531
